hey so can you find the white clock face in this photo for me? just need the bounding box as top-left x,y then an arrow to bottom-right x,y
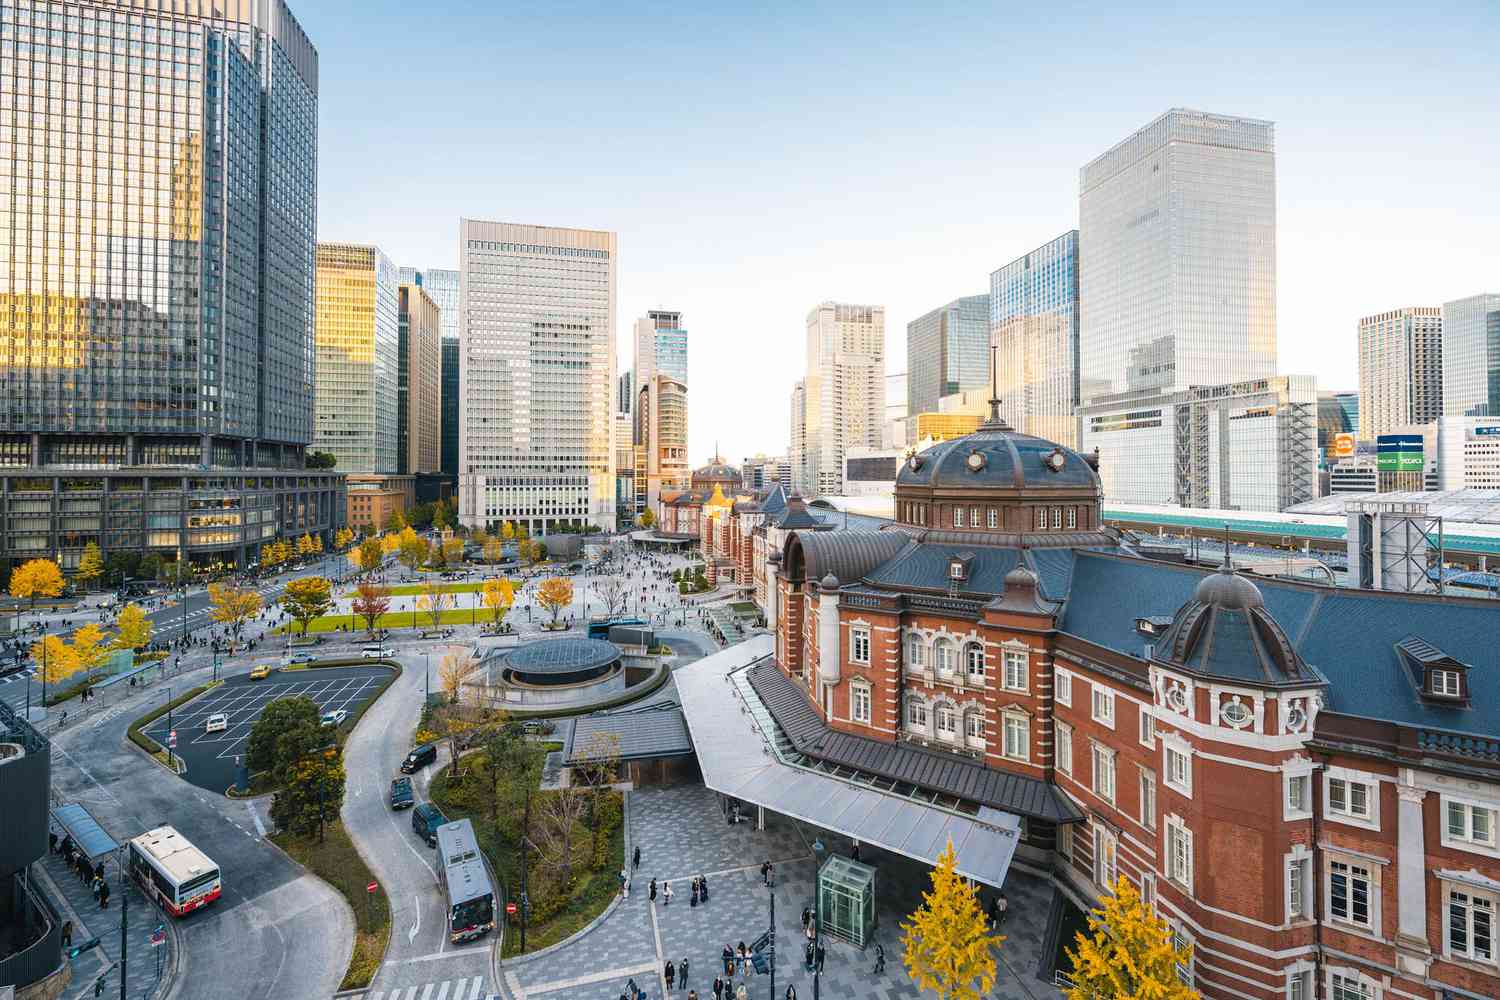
967,451 -> 984,471
1047,450 -> 1066,471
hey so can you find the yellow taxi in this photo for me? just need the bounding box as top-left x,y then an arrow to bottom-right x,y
248,663 -> 273,681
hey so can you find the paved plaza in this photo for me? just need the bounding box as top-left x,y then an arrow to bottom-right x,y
497,783 -> 1063,1000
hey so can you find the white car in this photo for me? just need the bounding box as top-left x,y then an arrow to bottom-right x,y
360,647 -> 395,659
320,709 -> 348,727
205,713 -> 229,734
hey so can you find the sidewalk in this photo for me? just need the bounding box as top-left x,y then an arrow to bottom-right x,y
37,836 -> 175,1000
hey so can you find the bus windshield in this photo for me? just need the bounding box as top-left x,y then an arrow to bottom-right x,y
452,896 -> 492,931
178,869 -> 221,901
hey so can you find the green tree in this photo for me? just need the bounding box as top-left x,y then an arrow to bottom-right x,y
305,450 -> 338,469
385,507 -> 407,533
282,576 -> 333,636
105,550 -> 142,586
1066,876 -> 1199,1000
246,695 -> 324,783
398,531 -> 429,573
114,603 -> 152,652
900,839 -> 1005,1000
270,745 -> 345,841
638,508 -> 655,529
75,542 -> 104,590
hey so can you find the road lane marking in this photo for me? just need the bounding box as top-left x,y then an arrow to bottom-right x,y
419,985 -> 433,1000
408,894 -> 420,944
433,982 -> 449,1000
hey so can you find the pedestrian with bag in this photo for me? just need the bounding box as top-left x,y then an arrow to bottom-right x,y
761,859 -> 773,886
712,976 -> 724,999
873,942 -> 885,974
663,880 -> 674,906
664,959 -> 675,991
722,944 -> 734,977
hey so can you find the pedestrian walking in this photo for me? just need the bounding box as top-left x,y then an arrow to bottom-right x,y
804,939 -> 814,972
663,880 -> 673,906
650,878 -> 658,903
699,873 -> 708,903
873,942 -> 886,974
680,958 -> 689,984
61,920 -> 72,946
619,869 -> 628,896
997,891 -> 1009,925
99,880 -> 110,909
713,976 -> 725,999
690,879 -> 699,908
633,845 -> 642,870
664,959 -> 675,990
785,984 -> 798,999
688,991 -> 698,1000
801,906 -> 811,932
815,941 -> 825,973
735,985 -> 747,1000
761,859 -> 773,886
722,944 -> 735,977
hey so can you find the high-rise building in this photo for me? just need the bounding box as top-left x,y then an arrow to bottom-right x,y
1078,376 -> 1317,511
619,370 -> 634,416
400,267 -> 460,343
1441,293 -> 1500,418
458,220 -> 616,532
0,0 -> 342,573
634,375 -> 690,515
441,339 -> 460,485
397,283 -> 442,477
613,412 -> 636,518
1079,110 -> 1277,402
1358,307 -> 1443,439
789,380 -> 807,492
315,243 -> 400,475
800,303 -> 885,496
883,372 -> 908,449
905,297 -> 989,416
991,231 -> 1080,446
634,310 -> 689,387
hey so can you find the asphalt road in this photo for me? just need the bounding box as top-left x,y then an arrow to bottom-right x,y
341,646 -> 496,999
47,656 -> 352,1000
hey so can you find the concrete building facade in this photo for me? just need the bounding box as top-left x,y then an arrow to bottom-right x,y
457,220 -> 617,532
1359,308 -> 1443,440
397,283 -> 442,477
799,303 -> 886,496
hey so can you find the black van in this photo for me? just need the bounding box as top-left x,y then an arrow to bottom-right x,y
401,743 -> 437,773
411,803 -> 447,847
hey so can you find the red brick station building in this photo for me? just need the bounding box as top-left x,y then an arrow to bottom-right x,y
684,407 -> 1500,1000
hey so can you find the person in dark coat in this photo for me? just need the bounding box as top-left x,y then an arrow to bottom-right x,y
99,880 -> 110,909
761,860 -> 773,886
650,878 -> 658,903
801,906 -> 811,931
722,944 -> 735,977
664,959 -> 675,990
680,957 -> 689,984
633,845 -> 641,870
699,874 -> 708,902
712,976 -> 725,999
814,941 -> 825,973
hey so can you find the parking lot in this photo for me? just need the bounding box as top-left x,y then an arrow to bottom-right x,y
143,663 -> 394,793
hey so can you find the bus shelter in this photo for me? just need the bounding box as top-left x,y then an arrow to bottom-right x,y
816,854 -> 877,947
51,803 -> 120,867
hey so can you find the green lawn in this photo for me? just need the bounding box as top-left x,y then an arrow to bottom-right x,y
277,607 -> 499,635
339,580 -> 507,598
273,821 -> 391,991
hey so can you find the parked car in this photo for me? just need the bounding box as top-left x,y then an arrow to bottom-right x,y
248,664 -> 273,681
400,743 -> 437,773
361,646 -> 395,659
286,651 -> 317,664
320,708 -> 348,727
419,629 -> 454,640
411,803 -> 446,846
205,713 -> 229,734
389,776 -> 414,810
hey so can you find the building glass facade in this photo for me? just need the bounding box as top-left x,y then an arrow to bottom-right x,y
1357,307 -> 1442,439
0,0 -> 339,572
991,231 -> 1079,447
314,243 -> 398,475
905,295 -> 990,417
400,266 -> 459,343
458,220 -> 616,531
396,283 -> 441,475
1441,293 -> 1500,418
1079,109 -> 1277,402
441,337 -> 459,480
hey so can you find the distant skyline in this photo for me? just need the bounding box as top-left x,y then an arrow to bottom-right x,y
302,2 -> 1499,466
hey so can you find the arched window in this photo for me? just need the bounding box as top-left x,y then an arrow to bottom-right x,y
906,632 -> 926,669
965,642 -> 985,680
935,638 -> 957,675
935,703 -> 957,739
906,697 -> 929,731
964,710 -> 985,745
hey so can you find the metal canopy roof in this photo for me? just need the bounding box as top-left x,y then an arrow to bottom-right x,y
51,803 -> 120,860
675,636 -> 1022,888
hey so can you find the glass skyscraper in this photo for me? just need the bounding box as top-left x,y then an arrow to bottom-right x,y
400,266 -> 459,343
458,220 -> 616,532
991,231 -> 1079,447
1442,293 -> 1500,418
315,243 -> 399,475
0,0 -> 341,573
905,295 -> 990,416
1079,109 -> 1277,403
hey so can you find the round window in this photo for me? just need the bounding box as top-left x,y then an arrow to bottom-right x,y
1219,699 -> 1252,728
1285,704 -> 1307,732
1166,685 -> 1188,712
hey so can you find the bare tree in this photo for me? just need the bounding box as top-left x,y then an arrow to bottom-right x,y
534,787 -> 589,882
591,575 -> 631,618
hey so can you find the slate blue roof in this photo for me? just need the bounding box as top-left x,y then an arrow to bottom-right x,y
897,424 -> 1099,491
1026,548 -> 1078,602
864,542 -> 1021,595
565,701 -> 693,764
758,484 -> 788,516
1059,551 -> 1500,739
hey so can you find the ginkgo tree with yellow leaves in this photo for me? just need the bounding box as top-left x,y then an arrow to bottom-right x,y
1065,875 -> 1199,1000
480,577 -> 514,625
209,582 -> 262,650
900,838 -> 1004,1000
113,602 -> 152,653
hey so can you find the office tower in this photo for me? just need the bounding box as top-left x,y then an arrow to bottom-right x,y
458,220 -> 617,531
400,267 -> 460,343
619,370 -> 634,416
634,310 -> 689,387
613,412 -> 636,517
1442,293 -> 1500,417
789,381 -> 807,492
397,283 -> 442,476
315,243 -> 400,475
1357,307 -> 1443,439
634,375 -> 689,514
905,296 -> 990,416
0,0 -> 341,573
991,231 -> 1080,446
441,339 -> 460,485
1079,110 -> 1276,402
801,303 -> 885,496
1078,376 -> 1317,511
883,372 -> 908,448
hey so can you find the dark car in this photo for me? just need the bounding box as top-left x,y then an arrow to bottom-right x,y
400,743 -> 437,774
389,776 -> 414,810
411,803 -> 447,847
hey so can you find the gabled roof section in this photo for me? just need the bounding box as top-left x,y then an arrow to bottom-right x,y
748,661 -> 1083,824
758,483 -> 788,516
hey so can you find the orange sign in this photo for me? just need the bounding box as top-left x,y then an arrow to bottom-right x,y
1332,433 -> 1355,458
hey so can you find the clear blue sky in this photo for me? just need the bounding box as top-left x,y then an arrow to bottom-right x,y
302,1 -> 1499,466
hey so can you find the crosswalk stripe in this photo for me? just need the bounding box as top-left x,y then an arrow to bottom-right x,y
468,979 -> 483,1000
419,985 -> 434,1000
434,982 -> 449,1000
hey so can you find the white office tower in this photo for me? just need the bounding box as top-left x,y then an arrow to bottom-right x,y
1442,293 -> 1500,418
1358,307 -> 1443,438
801,303 -> 885,496
458,220 -> 617,531
1079,110 -> 1277,403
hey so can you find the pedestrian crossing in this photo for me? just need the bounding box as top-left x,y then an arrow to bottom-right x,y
344,977 -> 489,1000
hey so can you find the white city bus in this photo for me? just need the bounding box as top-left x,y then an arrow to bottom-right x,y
128,825 -> 222,917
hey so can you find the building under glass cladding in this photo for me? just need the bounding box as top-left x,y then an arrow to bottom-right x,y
397,282 -> 441,477
1442,293 -> 1500,418
991,231 -> 1079,447
1079,109 -> 1277,403
905,295 -> 989,417
1078,376 -> 1316,512
441,338 -> 459,484
0,0 -> 342,573
458,220 -> 616,532
315,243 -> 399,475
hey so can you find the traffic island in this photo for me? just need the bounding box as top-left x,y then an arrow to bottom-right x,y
271,821 -> 390,991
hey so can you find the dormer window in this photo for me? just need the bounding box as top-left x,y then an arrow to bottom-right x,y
1396,636 -> 1470,706
1430,668 -> 1462,699
948,552 -> 974,583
